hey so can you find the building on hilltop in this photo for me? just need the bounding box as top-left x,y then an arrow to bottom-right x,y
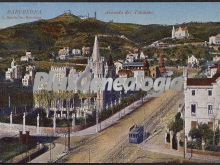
172,26 -> 189,39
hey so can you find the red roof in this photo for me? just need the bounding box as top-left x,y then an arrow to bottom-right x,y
187,73 -> 220,86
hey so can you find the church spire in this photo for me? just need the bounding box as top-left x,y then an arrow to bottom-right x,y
92,35 -> 100,62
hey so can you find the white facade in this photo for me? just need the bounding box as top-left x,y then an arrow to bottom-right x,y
22,65 -> 35,87
188,55 -> 199,67
140,51 -> 146,59
125,53 -> 138,63
72,49 -> 81,56
184,68 -> 220,139
20,56 -> 29,62
114,60 -> 123,75
82,46 -> 90,55
20,51 -> 34,62
149,41 -> 170,49
59,54 -> 69,60
209,34 -> 220,45
58,47 -> 70,60
213,56 -> 220,62
172,26 -> 189,39
5,59 -> 22,81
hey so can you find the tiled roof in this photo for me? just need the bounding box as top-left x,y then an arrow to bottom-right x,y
187,73 -> 220,86
118,69 -> 133,76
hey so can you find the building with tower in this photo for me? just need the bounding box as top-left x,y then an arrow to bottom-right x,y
172,26 -> 189,39
34,36 -> 116,119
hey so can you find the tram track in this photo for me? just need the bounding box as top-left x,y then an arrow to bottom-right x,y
102,92 -> 183,163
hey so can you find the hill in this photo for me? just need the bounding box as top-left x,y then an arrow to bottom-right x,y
1,13 -> 220,59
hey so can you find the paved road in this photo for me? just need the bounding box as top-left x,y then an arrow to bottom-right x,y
57,91 -> 162,137
29,143 -> 65,163
101,92 -> 182,162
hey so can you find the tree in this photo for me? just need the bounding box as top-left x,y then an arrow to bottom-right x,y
169,112 -> 184,133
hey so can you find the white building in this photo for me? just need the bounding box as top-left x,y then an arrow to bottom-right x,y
209,34 -> 220,45
140,51 -> 147,59
149,41 -> 170,49
82,46 -> 91,56
125,53 -> 138,63
172,26 -> 189,39
58,47 -> 70,60
20,51 -> 34,62
5,59 -> 22,81
72,49 -> 81,56
22,65 -> 35,87
207,65 -> 218,78
213,56 -> 220,62
59,54 -> 69,60
114,60 -> 123,75
187,55 -> 199,67
184,67 -> 220,139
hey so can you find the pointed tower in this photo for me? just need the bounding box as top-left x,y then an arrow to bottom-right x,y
11,58 -> 15,68
172,26 -> 175,39
91,36 -> 105,112
92,35 -> 100,62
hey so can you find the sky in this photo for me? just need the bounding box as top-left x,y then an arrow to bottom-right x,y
0,2 -> 220,29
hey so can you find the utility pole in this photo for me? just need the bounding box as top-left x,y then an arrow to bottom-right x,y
67,98 -> 70,152
96,104 -> 99,133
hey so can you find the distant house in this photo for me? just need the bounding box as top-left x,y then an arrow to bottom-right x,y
125,53 -> 138,63
213,55 -> 220,62
5,59 -> 22,81
20,51 -> 34,62
82,46 -> 91,56
114,60 -> 123,75
209,34 -> 220,45
58,47 -> 70,60
149,41 -> 170,49
72,49 -> 81,56
140,51 -> 147,59
118,69 -> 134,78
22,65 -> 35,87
188,55 -> 199,68
172,26 -> 189,39
206,59 -> 220,78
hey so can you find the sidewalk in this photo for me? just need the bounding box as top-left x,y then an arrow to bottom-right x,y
29,143 -> 65,163
140,143 -> 220,163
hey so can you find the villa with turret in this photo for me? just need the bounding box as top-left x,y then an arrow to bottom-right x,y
172,26 -> 190,39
